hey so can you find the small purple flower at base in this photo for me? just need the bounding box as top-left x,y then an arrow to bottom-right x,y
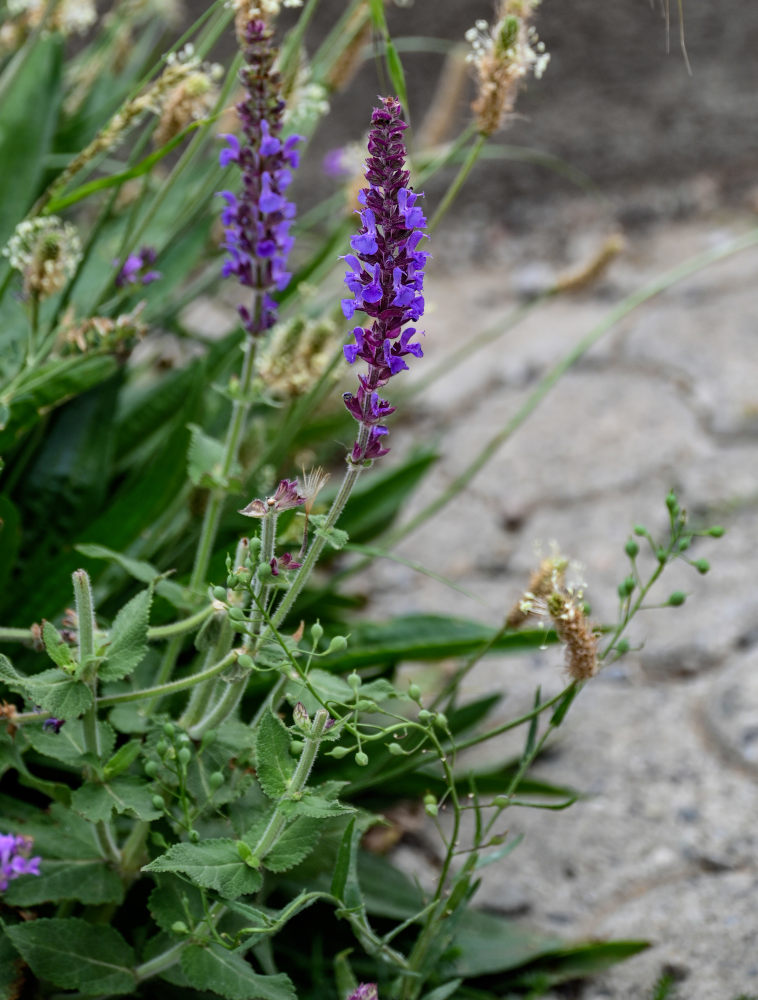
270,553 -> 302,576
340,97 -> 428,462
0,833 -> 41,892
347,985 -> 378,1000
115,247 -> 161,288
42,717 -> 65,734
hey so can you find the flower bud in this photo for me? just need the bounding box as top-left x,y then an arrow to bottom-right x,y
408,683 -> 421,701
417,709 -> 433,722
311,621 -> 324,643
387,741 -> 404,756
228,606 -> 246,622
144,760 -> 159,778
625,539 -> 639,558
237,653 -> 254,670
290,740 -> 304,756
354,751 -> 369,766
213,586 -> 228,601
668,591 -> 687,606
326,635 -> 348,654
617,576 -> 635,599
171,921 -> 189,935
189,829 -> 200,843
326,745 -> 350,759
209,771 -> 225,789
156,740 -> 168,756
693,558 -> 710,574
151,795 -> 165,810
178,747 -> 192,766
348,671 -> 361,690
163,723 -> 175,737
293,701 -> 310,732
707,525 -> 725,537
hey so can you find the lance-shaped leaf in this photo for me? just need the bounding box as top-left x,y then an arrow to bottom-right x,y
41,620 -> 76,672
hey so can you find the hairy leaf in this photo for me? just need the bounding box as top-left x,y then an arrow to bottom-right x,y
260,816 -> 322,874
4,918 -> 136,995
181,943 -> 295,1000
71,776 -> 161,823
3,858 -> 124,906
144,840 -> 263,899
148,877 -> 205,934
99,588 -> 152,681
255,710 -> 294,799
24,719 -> 115,767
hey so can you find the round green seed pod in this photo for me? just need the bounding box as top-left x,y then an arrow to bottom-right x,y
171,921 -> 189,935
151,795 -> 165,810
144,760 -> 159,778
668,591 -> 687,606
625,539 -> 639,558
163,722 -> 175,738
237,653 -> 254,670
178,747 -> 191,766
213,586 -> 227,601
290,741 -> 304,756
209,771 -> 225,790
327,745 -> 350,759
408,683 -> 421,701
228,606 -> 246,622
387,742 -> 404,756
156,740 -> 168,756
354,751 -> 369,767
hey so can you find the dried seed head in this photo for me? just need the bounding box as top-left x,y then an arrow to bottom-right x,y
467,0 -> 549,137
507,547 -> 568,628
258,315 -> 338,398
154,65 -> 222,146
2,0 -> 96,51
231,0 -> 302,39
3,217 -> 82,299
58,302 -> 147,359
546,590 -> 598,682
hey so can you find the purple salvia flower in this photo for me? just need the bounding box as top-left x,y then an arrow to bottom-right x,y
347,986 -> 378,1000
239,478 -> 307,518
0,833 -> 41,891
341,97 -> 428,462
114,246 -> 161,288
219,19 -> 303,336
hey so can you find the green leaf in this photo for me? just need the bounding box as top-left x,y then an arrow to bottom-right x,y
41,620 -> 75,671
255,710 -> 294,799
3,857 -> 124,906
103,739 -> 142,779
503,940 -> 650,989
282,791 -> 354,820
188,423 -> 239,488
0,495 -> 20,599
4,918 -> 136,995
71,776 -> 162,822
0,36 -> 62,245
24,719 -> 115,767
0,929 -> 24,1000
261,816 -> 322,873
100,588 -> 152,681
143,839 -> 263,899
180,943 -> 295,1000
148,876 -> 205,934
75,543 -> 192,609
321,616 -> 556,672
21,667 -> 92,718
330,816 -> 359,905
421,981 -> 463,1000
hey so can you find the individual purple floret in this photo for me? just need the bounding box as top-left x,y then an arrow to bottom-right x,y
42,716 -> 65,734
238,478 -> 306,518
341,97 -> 428,462
219,18 -> 302,336
347,985 -> 377,1000
0,833 -> 41,891
115,246 -> 161,287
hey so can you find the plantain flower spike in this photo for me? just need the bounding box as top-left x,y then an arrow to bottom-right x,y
466,0 -> 550,137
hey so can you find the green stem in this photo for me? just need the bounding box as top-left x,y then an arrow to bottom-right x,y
180,616 -> 233,729
0,627 -> 35,643
146,604 -> 215,641
249,709 -> 330,865
427,133 -> 486,232
250,512 -> 278,635
260,457 -> 365,641
97,649 -> 238,708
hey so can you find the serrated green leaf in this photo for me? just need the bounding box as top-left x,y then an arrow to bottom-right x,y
72,776 -> 161,822
19,668 -> 92,718
4,918 -> 136,995
25,719 -> 115,767
260,816 -> 322,873
100,588 -> 152,681
255,710 -> 294,799
148,877 -> 205,934
103,739 -> 142,779
144,839 -> 263,899
282,792 -> 354,819
41,620 -> 75,671
3,858 -> 124,906
181,943 -> 295,1000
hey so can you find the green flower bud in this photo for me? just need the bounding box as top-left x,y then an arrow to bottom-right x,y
348,671 -> 361,690
144,760 -> 159,778
209,771 -> 225,789
326,745 -> 350,759
228,606 -> 246,622
656,548 -> 668,564
200,729 -> 217,749
668,591 -> 687,606
693,558 -> 710,574
311,621 -> 324,643
156,740 -> 168,756
326,635 -> 348,654
256,562 -> 273,582
387,741 -> 404,756
665,492 -> 679,514
226,575 -> 238,590
290,740 -> 304,756
189,829 -> 200,843
633,524 -> 647,536
354,751 -> 369,766
171,921 -> 189,935
355,699 -> 376,712
177,732 -> 190,744
678,537 -> 691,551
237,653 -> 254,670
424,802 -> 438,817
417,709 -> 433,722
212,586 -> 227,601
707,525 -> 725,538
178,747 -> 192,766
236,568 -> 252,585
151,795 -> 165,810
617,576 -> 635,599
163,722 -> 175,738
408,683 -> 421,701
434,712 -> 448,730
616,638 -> 630,654
625,539 -> 639,558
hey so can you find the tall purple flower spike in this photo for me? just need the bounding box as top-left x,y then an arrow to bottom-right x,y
219,19 -> 303,336
341,97 -> 428,462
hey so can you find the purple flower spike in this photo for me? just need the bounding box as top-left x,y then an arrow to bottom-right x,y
0,833 -> 41,892
340,98 -> 428,462
218,19 -> 303,336
115,246 -> 161,288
